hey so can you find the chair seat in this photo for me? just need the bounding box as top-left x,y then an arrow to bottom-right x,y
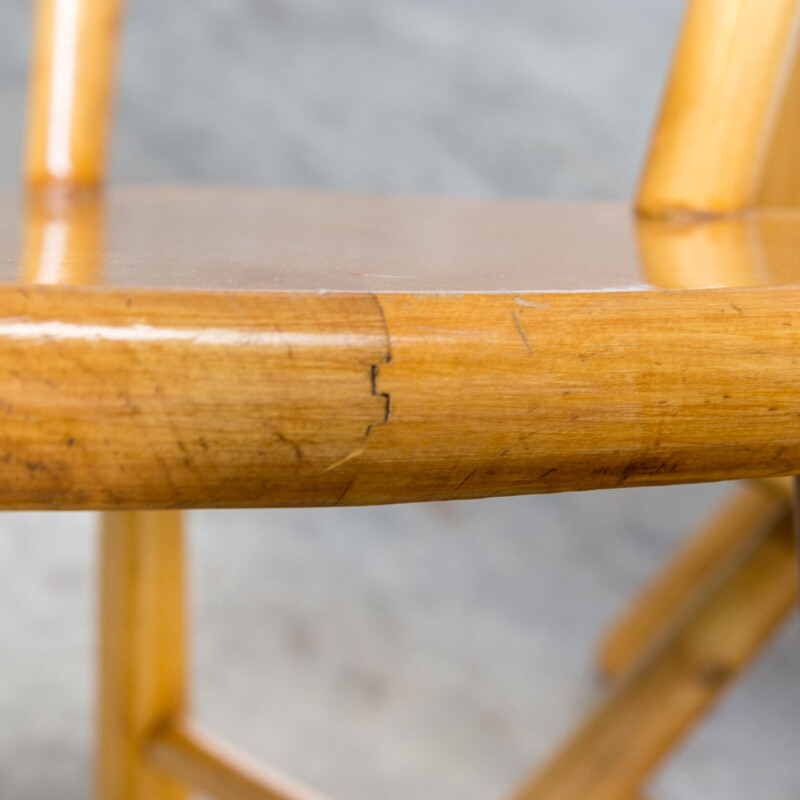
3,185 -> 800,510
9,185 -> 800,291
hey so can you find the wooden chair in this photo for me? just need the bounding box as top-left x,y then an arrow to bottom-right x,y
12,0 -> 800,797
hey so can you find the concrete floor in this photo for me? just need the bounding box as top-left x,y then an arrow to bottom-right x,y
0,1 -> 799,798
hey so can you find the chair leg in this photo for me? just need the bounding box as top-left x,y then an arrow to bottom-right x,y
507,509 -> 797,800
597,483 -> 787,680
95,510 -> 189,800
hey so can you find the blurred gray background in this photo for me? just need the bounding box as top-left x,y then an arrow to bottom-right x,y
1,1 -> 799,799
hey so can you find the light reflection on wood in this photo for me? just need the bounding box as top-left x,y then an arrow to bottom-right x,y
635,215 -> 767,290
637,210 -> 800,290
20,185 -> 105,285
26,0 -> 123,187
636,0 -> 800,215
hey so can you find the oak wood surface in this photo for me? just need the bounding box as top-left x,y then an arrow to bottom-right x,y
22,6 -> 192,800
8,184 -> 800,511
0,284 -> 797,508
19,0 -> 800,798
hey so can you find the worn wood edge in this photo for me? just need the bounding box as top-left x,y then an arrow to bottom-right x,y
0,285 -> 390,509
146,719 -> 329,800
0,285 -> 799,508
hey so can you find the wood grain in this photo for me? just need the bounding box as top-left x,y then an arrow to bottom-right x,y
637,0 -> 800,215
364,290 -> 800,501
0,287 -> 387,508
26,0 -> 124,186
0,286 -> 796,508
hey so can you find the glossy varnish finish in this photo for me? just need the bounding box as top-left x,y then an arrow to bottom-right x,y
511,0 -> 800,796
373,289 -> 800,498
1,188 -> 800,292
0,287 -> 386,509
14,0 -> 800,798
22,4 -> 193,800
0,284 -> 799,509
4,185 -> 800,511
637,0 -> 800,215
21,186 -> 106,284
0,189 -> 648,292
26,0 -> 123,186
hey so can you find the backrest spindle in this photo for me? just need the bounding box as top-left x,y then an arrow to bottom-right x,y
637,0 -> 800,217
25,0 -> 124,189
23,0 -> 123,285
